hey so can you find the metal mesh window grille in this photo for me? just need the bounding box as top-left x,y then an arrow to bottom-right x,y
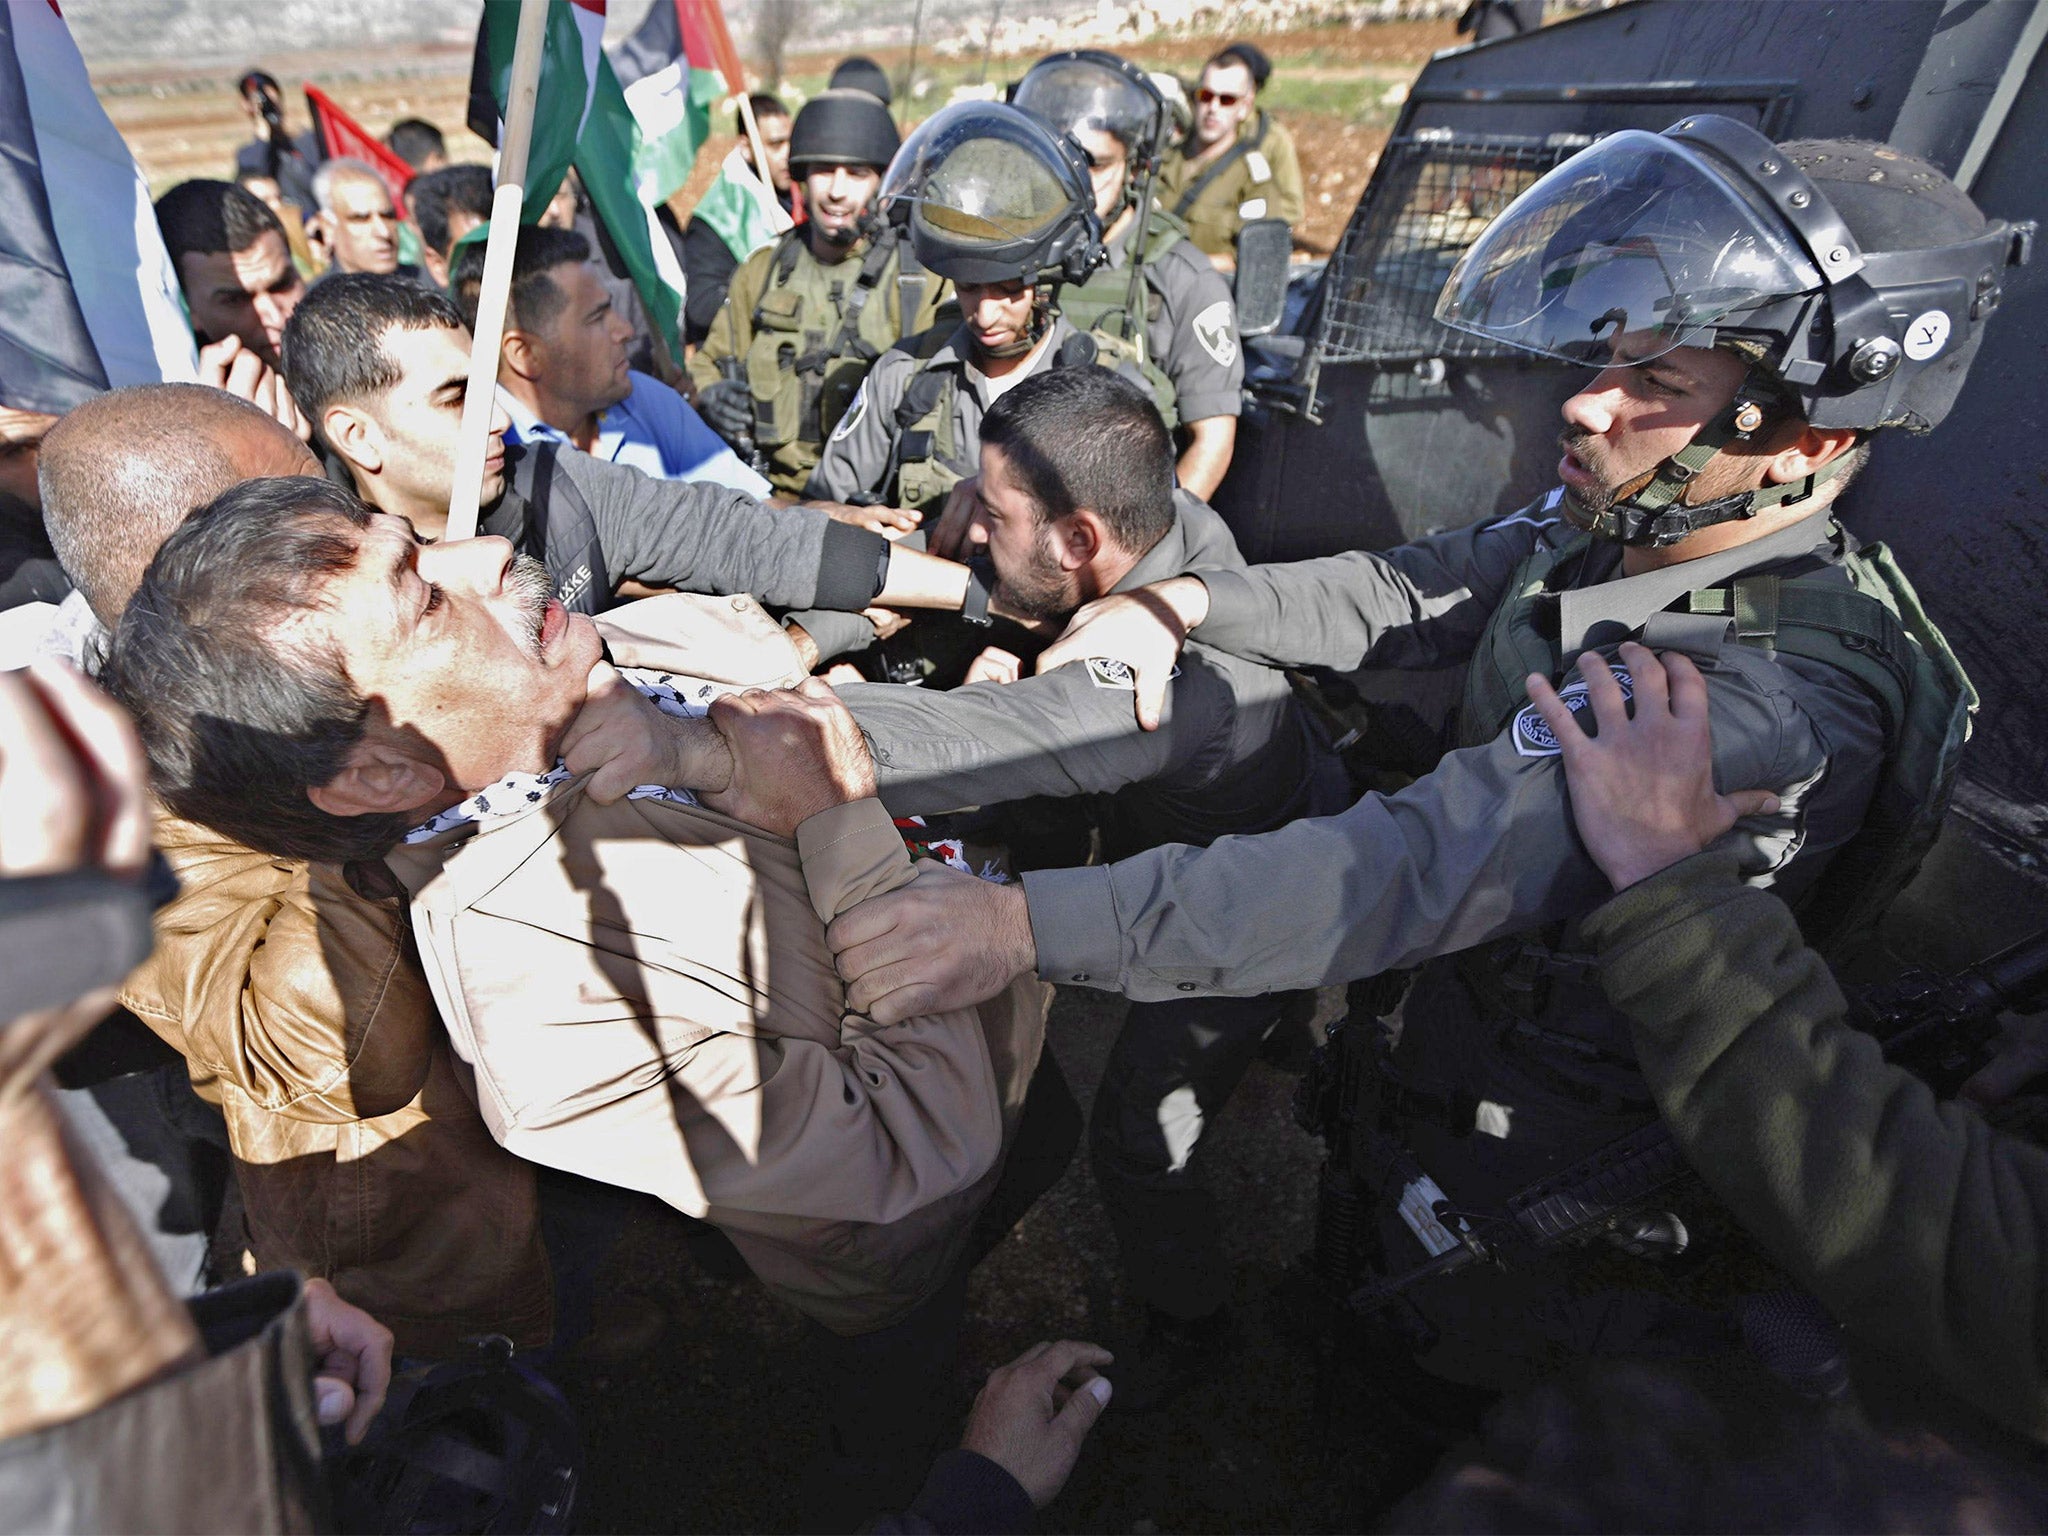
1314,131 -> 1588,365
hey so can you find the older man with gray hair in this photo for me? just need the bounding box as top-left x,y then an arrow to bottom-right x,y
309,158 -> 422,282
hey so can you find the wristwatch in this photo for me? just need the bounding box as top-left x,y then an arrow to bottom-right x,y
961,555 -> 996,627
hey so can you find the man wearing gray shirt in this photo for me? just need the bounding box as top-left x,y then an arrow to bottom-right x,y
823,125 -> 2023,1388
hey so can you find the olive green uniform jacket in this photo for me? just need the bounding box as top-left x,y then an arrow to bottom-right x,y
1585,848 -> 2048,1443
1156,110 -> 1306,260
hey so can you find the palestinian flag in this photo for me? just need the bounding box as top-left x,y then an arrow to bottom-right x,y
304,84 -> 416,200
469,0 -> 685,361
611,0 -> 750,209
691,144 -> 791,264
0,0 -> 196,415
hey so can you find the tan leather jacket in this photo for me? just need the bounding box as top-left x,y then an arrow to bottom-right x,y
119,815 -> 554,1357
389,791 -> 1049,1336
105,593 -> 843,1354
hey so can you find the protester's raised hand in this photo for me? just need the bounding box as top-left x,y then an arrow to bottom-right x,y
1529,641 -> 1781,892
960,1340 -> 1114,1509
826,861 -> 1035,1024
963,646 -> 1023,686
302,1277 -> 394,1447
560,661 -> 733,805
1032,576 -> 1209,732
702,678 -> 877,837
198,335 -> 312,442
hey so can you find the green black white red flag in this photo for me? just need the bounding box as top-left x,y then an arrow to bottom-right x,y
469,0 -> 685,360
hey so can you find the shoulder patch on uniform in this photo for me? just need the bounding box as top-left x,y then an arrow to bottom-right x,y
1510,665 -> 1633,758
1086,656 -> 1137,690
1192,300 -> 1239,367
1245,150 -> 1272,183
830,380 -> 869,442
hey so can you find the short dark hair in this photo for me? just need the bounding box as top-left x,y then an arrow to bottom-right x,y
39,384 -> 287,624
747,92 -> 790,122
408,163 -> 494,256
236,69 -> 281,102
384,117 -> 446,170
449,224 -> 591,335
154,179 -> 286,269
979,366 -> 1175,552
100,476 -> 413,863
1207,43 -> 1271,90
281,272 -> 467,436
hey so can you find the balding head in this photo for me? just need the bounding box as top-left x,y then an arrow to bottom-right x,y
39,383 -> 321,624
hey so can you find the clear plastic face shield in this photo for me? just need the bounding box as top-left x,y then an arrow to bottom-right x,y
1012,56 -> 1163,163
881,104 -> 1088,255
1434,130 -> 1824,369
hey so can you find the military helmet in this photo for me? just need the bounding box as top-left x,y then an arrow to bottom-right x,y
1436,115 -> 2031,435
1013,50 -> 1170,170
880,101 -> 1104,286
789,88 -> 901,173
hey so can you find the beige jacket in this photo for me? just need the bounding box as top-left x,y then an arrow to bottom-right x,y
114,593 -> 818,1354
388,788 -> 1048,1335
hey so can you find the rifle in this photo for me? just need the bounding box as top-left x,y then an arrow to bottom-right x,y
1301,924 -> 2048,1321
719,307 -> 771,479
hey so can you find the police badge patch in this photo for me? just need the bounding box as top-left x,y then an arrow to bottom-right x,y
1511,664 -> 1633,758
1192,300 -> 1239,367
1086,656 -> 1137,690
829,380 -> 869,442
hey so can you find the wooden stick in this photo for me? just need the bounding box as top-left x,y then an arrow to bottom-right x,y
445,0 -> 551,542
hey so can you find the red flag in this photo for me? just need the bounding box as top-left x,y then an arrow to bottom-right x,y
303,84 -> 415,200
677,0 -> 747,98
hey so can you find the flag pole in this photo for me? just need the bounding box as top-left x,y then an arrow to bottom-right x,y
446,0 -> 551,542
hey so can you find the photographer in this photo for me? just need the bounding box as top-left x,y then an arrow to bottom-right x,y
1544,640 -> 2048,1443
232,70 -> 321,219
0,663 -> 390,1531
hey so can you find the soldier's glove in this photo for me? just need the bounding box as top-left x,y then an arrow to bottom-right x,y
697,378 -> 755,448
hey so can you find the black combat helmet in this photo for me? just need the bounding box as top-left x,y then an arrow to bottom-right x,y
1435,115 -> 2033,543
788,88 -> 901,174
880,101 -> 1104,288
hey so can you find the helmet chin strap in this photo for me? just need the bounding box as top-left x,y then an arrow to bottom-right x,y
1568,367 -> 1855,549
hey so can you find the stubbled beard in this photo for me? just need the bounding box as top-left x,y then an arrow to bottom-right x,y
508,554 -> 555,657
991,530 -> 1073,622
1558,424 -> 1619,525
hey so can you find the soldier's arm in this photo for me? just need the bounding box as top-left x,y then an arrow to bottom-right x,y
838,651 -> 1234,816
1035,501 -> 1562,721
805,356 -> 910,504
1588,850 -> 2048,1441
832,644 -> 1862,1020
1265,119 -> 1306,228
686,246 -> 767,392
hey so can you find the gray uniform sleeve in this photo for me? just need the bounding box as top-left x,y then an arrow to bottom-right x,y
1022,640 -> 1866,998
1153,243 -> 1244,423
1191,502 -> 1559,673
551,447 -> 887,612
839,653 -> 1235,817
805,350 -> 916,504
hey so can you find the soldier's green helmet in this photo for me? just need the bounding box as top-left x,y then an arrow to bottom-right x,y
879,101 -> 1105,287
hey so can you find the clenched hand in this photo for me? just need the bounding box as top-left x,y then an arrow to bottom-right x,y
702,678 -> 877,837
826,861 -> 1036,1024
